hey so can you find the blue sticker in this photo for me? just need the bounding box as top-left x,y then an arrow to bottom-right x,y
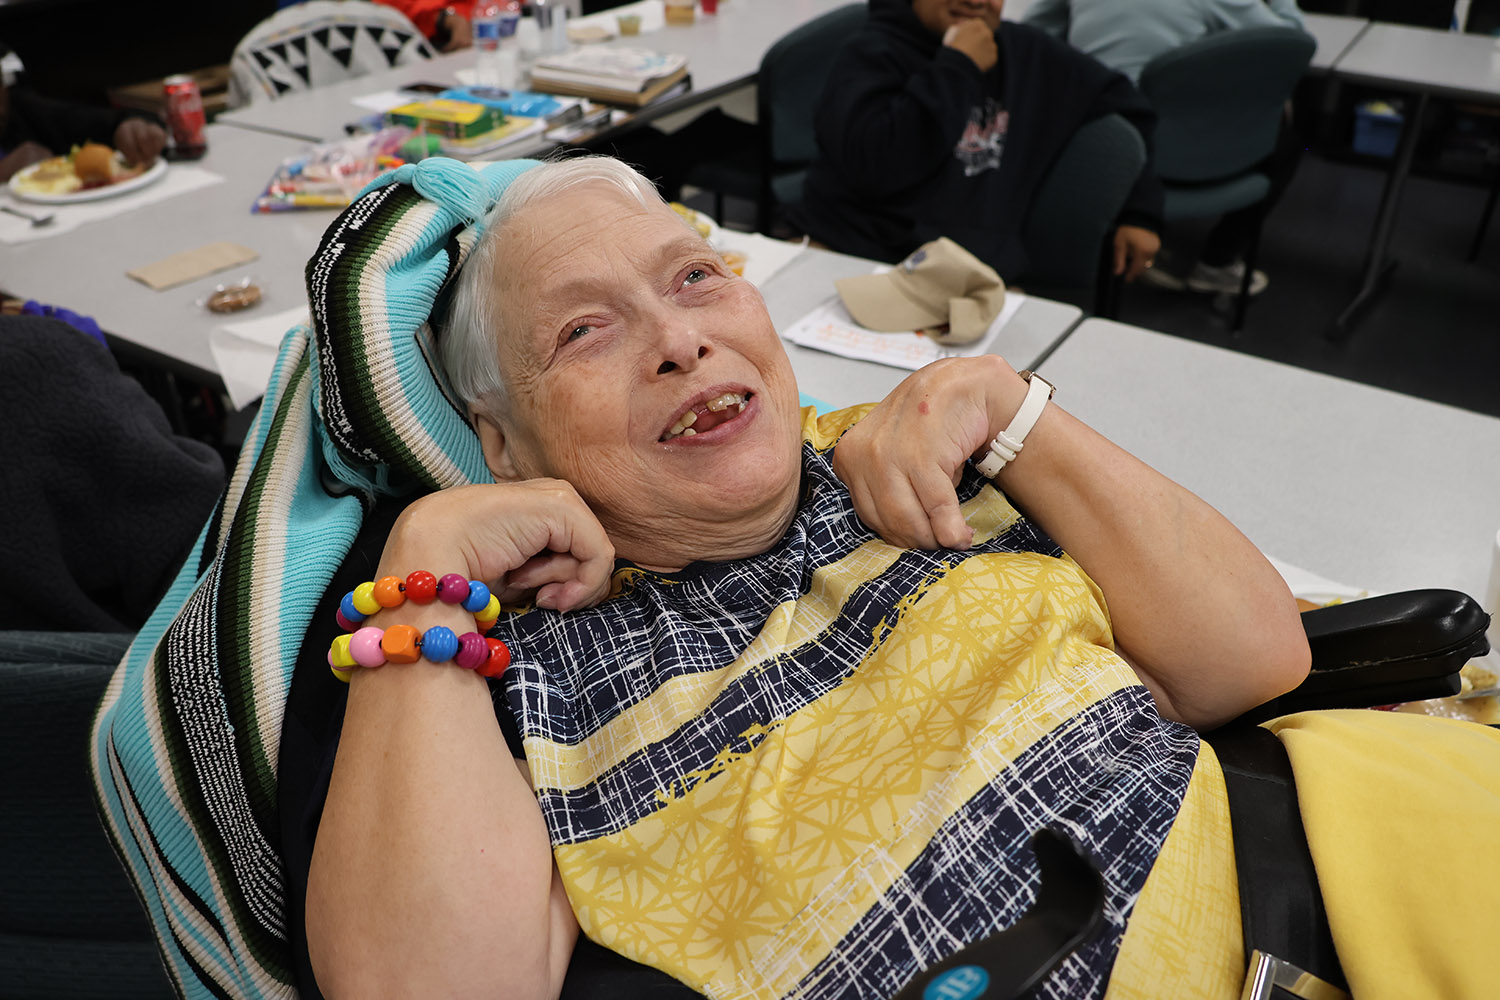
922,965 -> 990,1000
903,248 -> 927,272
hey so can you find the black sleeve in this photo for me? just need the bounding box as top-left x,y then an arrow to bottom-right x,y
0,315 -> 224,631
1084,67 -> 1165,232
814,39 -> 990,199
3,88 -> 157,154
277,495 -> 525,999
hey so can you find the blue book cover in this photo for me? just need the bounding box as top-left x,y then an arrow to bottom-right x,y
438,86 -> 568,119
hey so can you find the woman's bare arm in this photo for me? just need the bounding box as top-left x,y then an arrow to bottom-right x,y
305,481 -> 616,998
308,661 -> 577,999
832,355 -> 1309,730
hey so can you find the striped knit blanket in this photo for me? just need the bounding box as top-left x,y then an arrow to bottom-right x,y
89,158 -> 541,998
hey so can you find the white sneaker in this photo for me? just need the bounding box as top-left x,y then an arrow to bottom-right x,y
1186,260 -> 1269,297
1137,261 -> 1187,291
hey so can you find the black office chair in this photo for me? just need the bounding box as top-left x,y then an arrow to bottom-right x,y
679,2 -> 868,234
1018,113 -> 1148,318
0,631 -> 176,1000
1137,26 -> 1316,331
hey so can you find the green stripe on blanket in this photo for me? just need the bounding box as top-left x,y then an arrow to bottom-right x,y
91,158 -> 541,997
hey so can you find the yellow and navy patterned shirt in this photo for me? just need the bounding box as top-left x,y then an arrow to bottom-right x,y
490,406 -> 1202,999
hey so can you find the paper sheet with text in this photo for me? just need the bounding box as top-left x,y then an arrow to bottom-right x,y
783,289 -> 1027,372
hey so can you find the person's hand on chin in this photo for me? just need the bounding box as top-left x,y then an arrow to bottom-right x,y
943,18 -> 999,72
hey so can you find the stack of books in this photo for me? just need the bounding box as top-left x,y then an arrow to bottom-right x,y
384,98 -> 507,140
440,116 -> 549,158
528,48 -> 689,108
384,95 -> 552,159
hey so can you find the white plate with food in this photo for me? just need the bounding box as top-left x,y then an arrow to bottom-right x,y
9,144 -> 169,205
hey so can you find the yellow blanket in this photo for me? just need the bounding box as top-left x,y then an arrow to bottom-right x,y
1273,710 -> 1500,1000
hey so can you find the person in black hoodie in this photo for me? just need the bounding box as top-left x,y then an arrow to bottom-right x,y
795,0 -> 1163,285
0,75 -> 166,183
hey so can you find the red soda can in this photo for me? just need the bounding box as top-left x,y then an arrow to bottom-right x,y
163,74 -> 208,159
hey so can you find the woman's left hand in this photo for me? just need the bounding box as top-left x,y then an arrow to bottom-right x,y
1113,225 -> 1160,281
113,118 -> 167,167
832,355 -> 1025,550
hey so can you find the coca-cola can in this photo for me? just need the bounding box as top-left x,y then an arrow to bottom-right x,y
163,74 -> 208,159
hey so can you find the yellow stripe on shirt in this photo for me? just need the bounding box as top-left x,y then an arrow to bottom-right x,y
554,551 -> 1137,998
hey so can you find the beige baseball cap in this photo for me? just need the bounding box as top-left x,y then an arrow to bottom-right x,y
835,238 -> 1006,346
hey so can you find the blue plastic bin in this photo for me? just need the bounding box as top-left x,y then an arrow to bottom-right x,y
1354,101 -> 1404,158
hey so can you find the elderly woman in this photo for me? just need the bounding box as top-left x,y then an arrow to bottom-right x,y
96,156 -> 1498,1000
293,154 -> 1295,996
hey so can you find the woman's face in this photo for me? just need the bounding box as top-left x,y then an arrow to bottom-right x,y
473,182 -> 805,570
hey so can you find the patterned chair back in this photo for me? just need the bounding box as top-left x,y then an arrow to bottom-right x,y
229,0 -> 433,107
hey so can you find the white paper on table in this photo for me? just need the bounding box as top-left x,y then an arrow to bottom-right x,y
351,89 -> 421,112
0,165 -> 225,245
208,305 -> 310,410
1263,554 -> 1372,604
782,288 -> 1027,372
712,230 -> 803,289
1266,552 -> 1500,699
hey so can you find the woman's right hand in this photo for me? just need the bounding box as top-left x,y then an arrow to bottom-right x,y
382,479 -> 616,613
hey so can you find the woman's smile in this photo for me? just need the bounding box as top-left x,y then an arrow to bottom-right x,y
660,389 -> 755,441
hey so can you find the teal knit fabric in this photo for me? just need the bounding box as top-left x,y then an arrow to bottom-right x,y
89,158 -> 541,998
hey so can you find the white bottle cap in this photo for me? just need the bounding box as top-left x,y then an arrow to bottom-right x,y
517,18 -> 541,56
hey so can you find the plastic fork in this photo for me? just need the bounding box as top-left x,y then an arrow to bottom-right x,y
1,204 -> 55,227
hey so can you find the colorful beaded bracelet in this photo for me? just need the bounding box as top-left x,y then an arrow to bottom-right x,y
329,571 -> 510,683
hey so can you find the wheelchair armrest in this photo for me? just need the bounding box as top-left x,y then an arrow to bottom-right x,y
1238,589 -> 1491,724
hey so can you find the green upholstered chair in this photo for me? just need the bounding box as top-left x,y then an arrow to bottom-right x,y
1019,112 -> 1148,318
1137,26 -> 1316,331
0,631 -> 174,1000
680,3 -> 868,234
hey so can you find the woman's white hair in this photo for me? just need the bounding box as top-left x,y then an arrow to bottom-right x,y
440,155 -> 668,419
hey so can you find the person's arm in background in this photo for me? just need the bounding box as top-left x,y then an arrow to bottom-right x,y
371,0 -> 472,50
0,142 -> 50,182
1210,0 -> 1306,31
1019,0 -> 1071,38
814,32 -> 992,199
833,356 -> 1310,731
5,88 -> 164,166
1076,53 -> 1165,280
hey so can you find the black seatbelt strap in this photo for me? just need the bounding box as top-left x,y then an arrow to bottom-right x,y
1206,724 -> 1348,996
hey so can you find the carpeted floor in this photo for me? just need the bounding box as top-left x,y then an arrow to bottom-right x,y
1113,151 -> 1500,419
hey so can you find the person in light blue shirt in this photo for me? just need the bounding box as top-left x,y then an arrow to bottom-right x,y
1022,0 -> 1304,83
1023,0 -> 1306,297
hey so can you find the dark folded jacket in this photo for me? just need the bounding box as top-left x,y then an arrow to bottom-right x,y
0,316 -> 225,630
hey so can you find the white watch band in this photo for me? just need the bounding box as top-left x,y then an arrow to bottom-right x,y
975,371 -> 1055,478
